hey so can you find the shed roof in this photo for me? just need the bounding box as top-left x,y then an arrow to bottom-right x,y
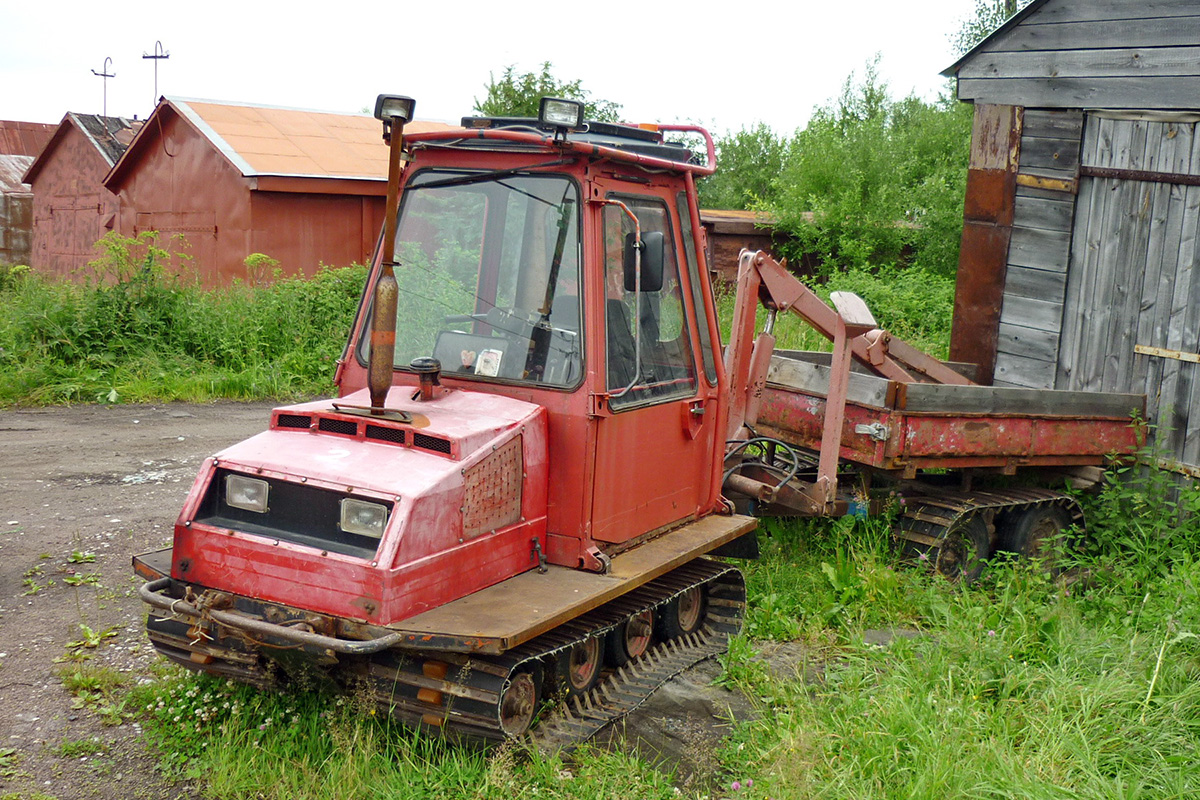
21,113 -> 142,185
112,97 -> 454,188
0,120 -> 55,158
941,0 -> 1050,78
1,154 -> 36,193
942,0 -> 1200,110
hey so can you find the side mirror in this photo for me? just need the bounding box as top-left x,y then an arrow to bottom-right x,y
623,230 -> 665,293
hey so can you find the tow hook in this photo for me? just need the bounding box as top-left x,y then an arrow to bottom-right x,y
531,538 -> 548,574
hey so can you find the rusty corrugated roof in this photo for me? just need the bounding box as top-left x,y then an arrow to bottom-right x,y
0,120 -> 55,158
169,98 -> 453,180
1,154 -> 36,193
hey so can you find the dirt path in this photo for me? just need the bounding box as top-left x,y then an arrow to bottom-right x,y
0,402 -> 278,799
0,402 -> 796,798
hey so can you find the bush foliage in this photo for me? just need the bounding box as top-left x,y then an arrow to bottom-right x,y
0,232 -> 366,405
701,59 -> 973,280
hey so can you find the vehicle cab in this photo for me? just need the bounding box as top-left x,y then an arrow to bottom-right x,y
336,99 -> 729,571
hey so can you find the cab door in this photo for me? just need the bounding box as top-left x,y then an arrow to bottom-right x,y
588,190 -> 718,545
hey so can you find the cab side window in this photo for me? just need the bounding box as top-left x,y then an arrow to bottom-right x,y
603,197 -> 697,410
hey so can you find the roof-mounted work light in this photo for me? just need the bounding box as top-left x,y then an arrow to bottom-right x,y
539,97 -> 585,137
374,94 -> 416,142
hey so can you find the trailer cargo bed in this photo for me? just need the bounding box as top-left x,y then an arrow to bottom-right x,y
756,351 -> 1145,478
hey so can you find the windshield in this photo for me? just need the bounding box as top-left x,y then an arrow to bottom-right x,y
358,171 -> 583,387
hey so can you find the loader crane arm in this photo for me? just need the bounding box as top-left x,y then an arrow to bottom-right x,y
722,250 -> 976,513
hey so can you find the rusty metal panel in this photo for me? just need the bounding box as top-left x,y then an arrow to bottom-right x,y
463,437 -> 523,538
0,120 -> 55,158
951,104 -> 1023,384
390,515 -> 755,652
26,122 -> 124,278
177,100 -> 451,181
949,221 -> 1012,381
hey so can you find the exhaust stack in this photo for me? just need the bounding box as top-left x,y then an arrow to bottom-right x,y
368,95 -> 416,415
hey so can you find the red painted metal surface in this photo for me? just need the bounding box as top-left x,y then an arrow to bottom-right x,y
171,386 -> 549,625
336,137 -> 727,569
101,100 -> 441,287
755,383 -> 1140,476
23,115 -> 131,277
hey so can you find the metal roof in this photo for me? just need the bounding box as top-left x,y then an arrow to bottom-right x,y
164,97 -> 454,181
0,154 -> 35,193
71,114 -> 143,166
0,120 -> 55,158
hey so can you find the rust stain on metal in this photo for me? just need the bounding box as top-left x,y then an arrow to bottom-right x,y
951,104 -> 1021,385
950,222 -> 1011,383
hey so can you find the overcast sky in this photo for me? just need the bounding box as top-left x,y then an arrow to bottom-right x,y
3,1 -> 977,136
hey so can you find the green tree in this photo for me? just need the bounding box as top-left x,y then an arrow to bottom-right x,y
766,58 -> 973,278
698,123 -> 793,210
474,62 -> 622,122
951,0 -> 1034,55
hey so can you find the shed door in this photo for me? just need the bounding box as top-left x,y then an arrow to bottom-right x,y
1057,113 -> 1200,466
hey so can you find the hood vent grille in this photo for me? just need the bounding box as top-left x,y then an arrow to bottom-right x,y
318,417 -> 358,436
273,412 -> 451,457
365,424 -> 406,444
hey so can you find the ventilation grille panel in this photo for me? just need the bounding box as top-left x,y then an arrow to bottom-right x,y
413,433 -> 452,455
462,437 -> 523,538
276,414 -> 312,429
318,417 -> 358,436
365,425 -> 406,444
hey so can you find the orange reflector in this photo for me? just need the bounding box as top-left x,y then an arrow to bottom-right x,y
417,688 -> 443,705
423,660 -> 449,680
421,713 -> 444,727
189,652 -> 215,665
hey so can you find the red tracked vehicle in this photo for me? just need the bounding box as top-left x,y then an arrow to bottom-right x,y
135,95 -> 1143,746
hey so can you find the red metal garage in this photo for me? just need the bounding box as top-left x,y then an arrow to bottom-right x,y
104,97 -> 451,286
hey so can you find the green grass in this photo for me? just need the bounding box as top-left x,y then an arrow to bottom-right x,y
117,464 -> 1200,800
9,233 -> 1199,797
0,235 -> 366,406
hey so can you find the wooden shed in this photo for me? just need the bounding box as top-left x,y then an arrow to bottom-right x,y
104,98 -> 451,287
22,114 -> 140,278
945,0 -> 1200,475
0,120 -> 55,266
699,209 -> 781,283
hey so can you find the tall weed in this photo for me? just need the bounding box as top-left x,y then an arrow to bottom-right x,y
0,234 -> 366,405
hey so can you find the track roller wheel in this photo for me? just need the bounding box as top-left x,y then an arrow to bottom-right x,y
999,504 -> 1073,572
658,585 -> 706,640
499,668 -> 541,736
933,515 -> 990,582
556,636 -> 602,697
607,608 -> 654,667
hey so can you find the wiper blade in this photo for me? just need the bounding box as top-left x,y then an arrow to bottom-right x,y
408,159 -> 574,191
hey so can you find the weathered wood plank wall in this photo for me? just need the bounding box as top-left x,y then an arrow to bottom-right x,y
1058,114 -> 1200,466
957,0 -> 1200,109
992,109 -> 1082,388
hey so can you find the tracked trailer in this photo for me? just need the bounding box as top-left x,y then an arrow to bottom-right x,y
135,95 -> 1143,747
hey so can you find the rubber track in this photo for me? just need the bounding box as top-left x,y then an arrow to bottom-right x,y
894,487 -> 1084,551
367,559 -> 746,747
